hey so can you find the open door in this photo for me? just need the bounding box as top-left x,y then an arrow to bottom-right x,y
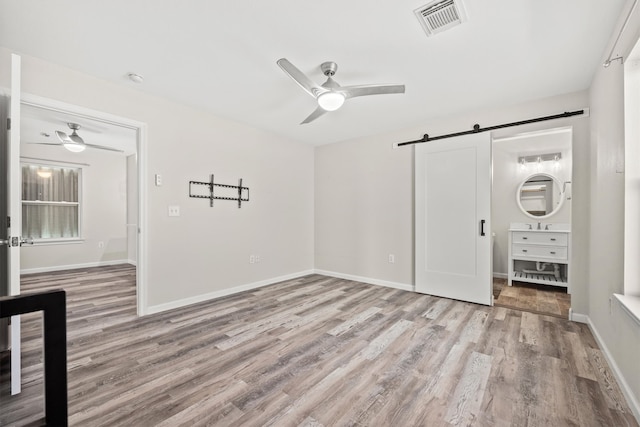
415,132 -> 492,305
1,54 -> 23,394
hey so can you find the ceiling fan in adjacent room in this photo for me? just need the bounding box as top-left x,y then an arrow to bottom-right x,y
29,122 -> 123,153
277,58 -> 406,124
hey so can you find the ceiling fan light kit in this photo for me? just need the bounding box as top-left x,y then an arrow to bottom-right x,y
63,142 -> 86,153
56,123 -> 87,152
38,122 -> 123,153
277,58 -> 405,124
317,92 -> 345,111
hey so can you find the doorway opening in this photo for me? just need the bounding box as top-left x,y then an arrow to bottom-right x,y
491,127 -> 573,318
19,94 -> 147,315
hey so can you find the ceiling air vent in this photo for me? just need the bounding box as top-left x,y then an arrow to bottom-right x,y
414,0 -> 467,37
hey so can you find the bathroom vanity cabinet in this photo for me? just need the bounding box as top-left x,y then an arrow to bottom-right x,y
508,227 -> 570,288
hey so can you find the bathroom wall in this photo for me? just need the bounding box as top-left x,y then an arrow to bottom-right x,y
492,129 -> 572,276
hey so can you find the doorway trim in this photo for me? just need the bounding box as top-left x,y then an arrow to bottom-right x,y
20,93 -> 149,316
491,125 -> 574,318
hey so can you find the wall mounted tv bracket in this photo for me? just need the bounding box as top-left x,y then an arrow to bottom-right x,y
189,174 -> 249,208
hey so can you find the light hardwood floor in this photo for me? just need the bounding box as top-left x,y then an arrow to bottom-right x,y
493,278 -> 571,319
1,265 -> 637,426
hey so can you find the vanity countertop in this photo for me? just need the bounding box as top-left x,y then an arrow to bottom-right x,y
509,222 -> 571,233
508,228 -> 571,233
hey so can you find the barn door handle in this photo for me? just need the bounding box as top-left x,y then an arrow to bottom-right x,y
480,219 -> 486,236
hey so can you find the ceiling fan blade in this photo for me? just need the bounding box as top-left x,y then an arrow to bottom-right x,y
69,133 -> 84,144
340,84 -> 405,99
55,130 -> 72,143
84,143 -> 124,153
25,141 -> 64,146
301,107 -> 328,124
277,58 -> 327,99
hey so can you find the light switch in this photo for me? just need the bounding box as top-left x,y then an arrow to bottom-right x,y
155,174 -> 162,186
168,205 -> 180,217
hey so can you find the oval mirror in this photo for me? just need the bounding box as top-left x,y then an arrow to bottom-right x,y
516,173 -> 564,219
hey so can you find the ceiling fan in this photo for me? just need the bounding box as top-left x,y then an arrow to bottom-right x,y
29,122 -> 123,153
277,58 -> 405,124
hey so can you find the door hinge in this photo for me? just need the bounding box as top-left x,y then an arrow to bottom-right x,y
6,216 -> 10,228
6,117 -> 10,130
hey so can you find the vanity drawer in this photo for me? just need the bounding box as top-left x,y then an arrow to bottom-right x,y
512,244 -> 568,260
512,231 -> 568,246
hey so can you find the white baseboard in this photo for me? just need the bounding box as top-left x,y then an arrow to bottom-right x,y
313,269 -> 413,292
581,314 -> 640,423
21,259 -> 130,275
569,309 -> 589,324
493,272 -> 508,279
146,269 -> 412,316
145,270 -> 315,315
127,259 -> 137,267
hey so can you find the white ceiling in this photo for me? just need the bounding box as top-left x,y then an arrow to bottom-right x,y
0,0 -> 627,146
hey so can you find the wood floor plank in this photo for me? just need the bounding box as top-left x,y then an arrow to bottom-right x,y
564,330 -> 598,381
1,264 -> 637,427
327,306 -> 381,336
587,347 -> 632,414
458,309 -> 489,344
519,311 -> 541,346
444,351 -> 493,426
421,297 -> 451,320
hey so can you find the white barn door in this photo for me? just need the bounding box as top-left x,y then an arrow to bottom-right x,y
415,133 -> 492,305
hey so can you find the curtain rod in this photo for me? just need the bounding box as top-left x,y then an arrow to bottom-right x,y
396,109 -> 585,147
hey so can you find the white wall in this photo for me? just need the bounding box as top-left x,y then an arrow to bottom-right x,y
315,90 -> 591,312
492,131 -> 572,276
314,134 -> 414,287
588,0 -> 640,414
0,47 -> 315,310
20,144 -> 128,272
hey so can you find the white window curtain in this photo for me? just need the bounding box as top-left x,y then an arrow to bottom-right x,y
22,164 -> 80,239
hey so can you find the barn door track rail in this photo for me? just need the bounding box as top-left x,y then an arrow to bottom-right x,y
397,109 -> 586,147
189,174 -> 250,208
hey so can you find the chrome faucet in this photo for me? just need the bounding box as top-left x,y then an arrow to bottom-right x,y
537,222 -> 541,230
545,224 -> 551,230
527,224 -> 532,230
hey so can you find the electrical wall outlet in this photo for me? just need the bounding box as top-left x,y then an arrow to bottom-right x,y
255,255 -> 261,263
168,205 -> 180,217
249,255 -> 256,264
155,174 -> 162,186
388,254 -> 395,263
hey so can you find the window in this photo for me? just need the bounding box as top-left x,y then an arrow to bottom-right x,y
21,163 -> 82,241
624,40 -> 640,297
620,36 -> 640,324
